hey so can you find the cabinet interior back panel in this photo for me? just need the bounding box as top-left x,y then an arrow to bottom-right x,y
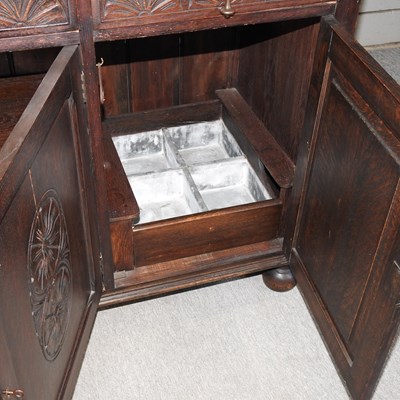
96,19 -> 320,163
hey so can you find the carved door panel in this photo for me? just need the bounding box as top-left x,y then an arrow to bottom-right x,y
0,46 -> 100,399
289,18 -> 400,400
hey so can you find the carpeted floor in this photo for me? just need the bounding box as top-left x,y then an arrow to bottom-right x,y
73,45 -> 400,400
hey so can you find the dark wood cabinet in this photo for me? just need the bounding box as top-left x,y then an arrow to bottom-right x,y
0,1 -> 399,399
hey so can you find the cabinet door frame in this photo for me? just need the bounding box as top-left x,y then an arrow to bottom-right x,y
288,16 -> 400,400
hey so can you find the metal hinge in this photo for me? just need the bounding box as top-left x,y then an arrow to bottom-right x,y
1,389 -> 24,399
99,252 -> 106,292
80,71 -> 87,104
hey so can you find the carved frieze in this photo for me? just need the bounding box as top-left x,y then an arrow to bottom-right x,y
100,0 -> 243,22
101,0 -> 182,20
27,190 -> 72,362
0,0 -> 69,30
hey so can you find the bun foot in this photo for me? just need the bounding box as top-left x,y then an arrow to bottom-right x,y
262,267 -> 296,292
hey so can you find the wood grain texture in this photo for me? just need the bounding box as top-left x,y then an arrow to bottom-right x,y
103,134 -> 139,221
0,52 -> 11,76
283,17 -> 332,257
334,0 -> 361,33
0,47 -> 74,215
128,35 -> 180,112
93,0 -> 335,38
0,31 -> 79,52
297,77 -> 399,342
12,47 -> 60,74
95,40 -> 130,116
217,88 -> 294,188
133,200 -> 282,266
291,16 -> 400,400
329,20 -> 400,137
103,100 -> 221,136
180,28 -> 237,104
77,0 -> 116,291
0,74 -> 43,150
236,18 -> 320,162
100,239 -> 288,308
110,219 -> 134,271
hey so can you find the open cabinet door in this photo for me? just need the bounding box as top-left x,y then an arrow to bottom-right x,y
0,46 -> 101,399
289,17 -> 400,400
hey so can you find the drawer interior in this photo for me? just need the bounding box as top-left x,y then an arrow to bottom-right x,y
103,91 -> 291,292
113,118 -> 273,224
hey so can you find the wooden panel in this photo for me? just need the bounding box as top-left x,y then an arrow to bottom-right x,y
297,77 -> 399,342
101,239 -> 288,307
0,31 -> 79,52
180,28 -> 237,104
330,22 -> 400,136
96,0 -> 331,23
103,134 -> 139,221
12,47 -> 60,75
92,0 -> 335,42
0,74 -> 42,150
217,88 -> 294,188
128,35 -> 180,112
0,52 -> 10,76
103,100 -> 221,136
334,0 -> 361,33
96,41 -> 130,117
237,18 -> 320,162
133,200 -> 282,266
0,47 -> 99,399
110,219 -> 134,271
290,17 -> 400,400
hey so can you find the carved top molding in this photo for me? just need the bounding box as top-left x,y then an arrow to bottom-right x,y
0,0 -> 70,31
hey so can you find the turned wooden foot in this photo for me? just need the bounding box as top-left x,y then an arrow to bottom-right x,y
262,267 -> 296,292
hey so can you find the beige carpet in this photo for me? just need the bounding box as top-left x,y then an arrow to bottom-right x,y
73,275 -> 399,399
73,45 -> 400,400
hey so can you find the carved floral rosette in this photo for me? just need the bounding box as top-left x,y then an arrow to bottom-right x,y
27,190 -> 72,362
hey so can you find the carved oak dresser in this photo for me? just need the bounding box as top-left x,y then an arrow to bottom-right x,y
0,1 -> 399,399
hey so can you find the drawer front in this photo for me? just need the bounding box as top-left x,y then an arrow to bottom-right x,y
97,0 -> 245,21
92,0 -> 335,39
132,200 -> 282,267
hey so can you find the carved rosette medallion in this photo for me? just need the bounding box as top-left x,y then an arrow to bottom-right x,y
27,190 -> 72,362
0,0 -> 69,30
